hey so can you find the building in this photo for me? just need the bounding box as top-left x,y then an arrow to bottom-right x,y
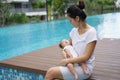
3,0 -> 47,21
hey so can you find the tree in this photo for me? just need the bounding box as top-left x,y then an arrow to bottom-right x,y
32,1 -> 46,8
84,0 -> 115,15
97,0 -> 114,13
0,0 -> 10,26
47,0 -> 79,20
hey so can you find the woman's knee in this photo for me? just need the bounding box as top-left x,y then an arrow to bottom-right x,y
46,67 -> 55,75
45,67 -> 55,78
45,67 -> 54,80
45,67 -> 63,79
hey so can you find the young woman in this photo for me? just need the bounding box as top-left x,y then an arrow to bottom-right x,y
45,1 -> 97,80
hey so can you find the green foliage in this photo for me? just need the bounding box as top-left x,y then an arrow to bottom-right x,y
47,0 -> 116,19
31,16 -> 41,22
0,0 -> 11,15
84,0 -> 115,15
53,0 -> 63,10
0,0 -> 11,26
5,14 -> 14,25
47,0 -> 73,20
6,13 -> 29,25
97,0 -> 114,4
16,13 -> 29,23
47,0 -> 52,6
32,1 -> 45,8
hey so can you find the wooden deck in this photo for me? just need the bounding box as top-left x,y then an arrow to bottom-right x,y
0,38 -> 120,80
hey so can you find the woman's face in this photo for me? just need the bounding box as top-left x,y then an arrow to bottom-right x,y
67,16 -> 79,28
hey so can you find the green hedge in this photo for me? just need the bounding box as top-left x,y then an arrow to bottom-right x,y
6,13 -> 29,25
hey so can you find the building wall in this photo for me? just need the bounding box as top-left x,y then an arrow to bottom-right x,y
8,0 -> 47,18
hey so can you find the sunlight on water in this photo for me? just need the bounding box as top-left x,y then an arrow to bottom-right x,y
98,13 -> 120,39
115,0 -> 120,8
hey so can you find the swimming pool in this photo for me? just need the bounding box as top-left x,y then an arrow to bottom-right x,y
0,66 -> 44,80
0,12 -> 120,61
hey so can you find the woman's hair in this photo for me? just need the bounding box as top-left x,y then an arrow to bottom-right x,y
67,0 -> 86,21
78,0 -> 85,10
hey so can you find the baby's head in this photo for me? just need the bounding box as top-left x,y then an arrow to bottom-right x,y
59,39 -> 70,49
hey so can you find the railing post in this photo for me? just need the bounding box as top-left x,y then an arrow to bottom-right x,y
46,0 -> 48,21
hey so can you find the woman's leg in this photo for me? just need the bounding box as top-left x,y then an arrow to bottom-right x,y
45,67 -> 63,80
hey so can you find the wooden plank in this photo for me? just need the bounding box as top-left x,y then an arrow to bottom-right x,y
0,44 -> 62,75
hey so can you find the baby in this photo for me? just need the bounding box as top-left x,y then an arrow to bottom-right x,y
59,39 -> 88,80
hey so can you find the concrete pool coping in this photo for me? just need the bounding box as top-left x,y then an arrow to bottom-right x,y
0,38 -> 120,80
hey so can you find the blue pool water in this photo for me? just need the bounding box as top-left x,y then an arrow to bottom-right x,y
0,13 -> 120,80
0,13 -> 120,61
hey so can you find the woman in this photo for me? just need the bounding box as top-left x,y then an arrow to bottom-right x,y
45,2 -> 97,80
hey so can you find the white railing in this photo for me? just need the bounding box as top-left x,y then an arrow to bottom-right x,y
9,8 -> 46,13
4,0 -> 29,2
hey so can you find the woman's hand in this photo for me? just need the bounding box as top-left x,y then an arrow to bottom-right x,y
60,59 -> 69,66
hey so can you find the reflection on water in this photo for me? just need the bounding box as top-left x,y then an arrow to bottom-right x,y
115,0 -> 120,8
98,13 -> 120,39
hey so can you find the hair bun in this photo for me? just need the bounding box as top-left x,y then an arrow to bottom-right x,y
77,0 -> 85,10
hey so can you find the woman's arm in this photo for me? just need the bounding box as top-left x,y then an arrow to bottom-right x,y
69,38 -> 72,45
60,41 -> 97,66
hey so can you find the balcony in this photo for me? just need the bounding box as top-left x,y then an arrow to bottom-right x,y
3,0 -> 29,3
9,8 -> 47,16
